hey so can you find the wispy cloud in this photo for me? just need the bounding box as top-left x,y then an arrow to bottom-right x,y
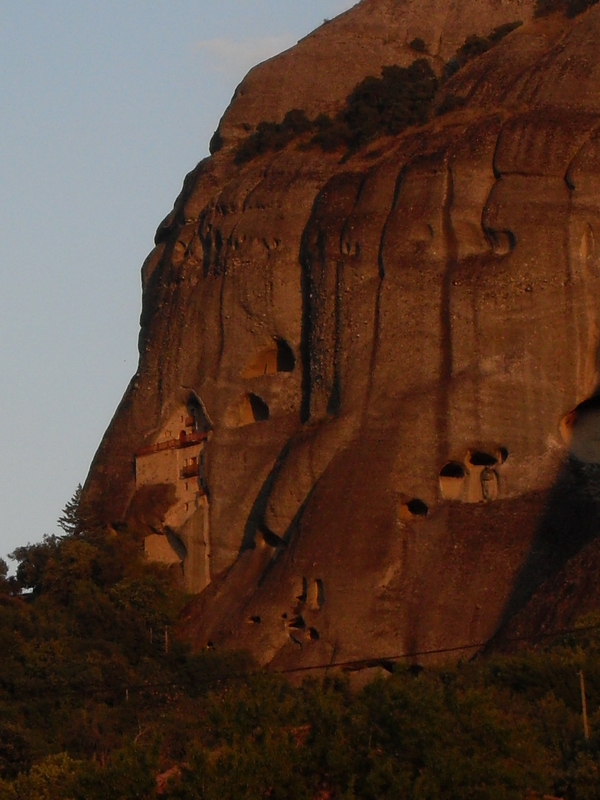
194,34 -> 297,77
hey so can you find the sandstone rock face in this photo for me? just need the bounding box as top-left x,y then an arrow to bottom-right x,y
217,0 -> 536,143
84,0 -> 600,669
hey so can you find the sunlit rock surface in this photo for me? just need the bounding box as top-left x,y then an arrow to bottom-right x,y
83,0 -> 600,668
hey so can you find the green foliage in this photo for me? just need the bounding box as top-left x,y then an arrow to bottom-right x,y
488,21 -> 523,43
340,60 -> 439,144
57,484 -> 84,536
442,21 -> 522,80
235,60 -> 439,162
5,753 -> 80,800
456,34 -> 491,64
234,21 -> 524,164
234,109 -> 313,164
0,559 -> 11,594
5,491 -> 600,798
73,744 -> 158,800
535,0 -> 599,16
409,37 -> 426,53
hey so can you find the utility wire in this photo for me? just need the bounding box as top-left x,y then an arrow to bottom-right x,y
276,621 -> 600,675
3,621 -> 600,699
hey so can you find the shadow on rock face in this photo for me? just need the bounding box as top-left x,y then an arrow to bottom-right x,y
490,455 -> 600,647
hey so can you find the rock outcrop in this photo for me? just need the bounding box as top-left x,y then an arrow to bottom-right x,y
83,0 -> 600,670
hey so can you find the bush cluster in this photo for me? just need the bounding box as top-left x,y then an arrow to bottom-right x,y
535,0 -> 599,17
4,492 -> 600,797
234,109 -> 314,164
319,59 -> 438,150
234,59 -> 439,164
233,21 -> 524,164
442,21 -> 522,79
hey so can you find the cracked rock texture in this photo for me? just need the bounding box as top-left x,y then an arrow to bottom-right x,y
84,0 -> 600,669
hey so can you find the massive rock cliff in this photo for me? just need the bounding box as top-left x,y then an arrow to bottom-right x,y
84,0 -> 600,670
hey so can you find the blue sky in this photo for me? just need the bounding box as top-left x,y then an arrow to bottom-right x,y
0,1 -> 356,561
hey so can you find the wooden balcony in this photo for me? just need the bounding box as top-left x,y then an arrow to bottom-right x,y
180,464 -> 200,479
136,430 -> 207,458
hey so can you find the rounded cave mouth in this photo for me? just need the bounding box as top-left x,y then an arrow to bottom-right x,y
439,462 -> 466,479
406,498 -> 429,517
561,394 -> 600,462
227,392 -> 271,427
249,393 -> 270,421
241,338 -> 296,378
260,526 -> 284,548
571,393 -> 600,415
468,451 -> 497,467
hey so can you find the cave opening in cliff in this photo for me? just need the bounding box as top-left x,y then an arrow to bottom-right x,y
230,393 -> 271,426
186,394 -> 212,433
407,498 -> 429,516
440,462 -> 466,478
276,338 -> 296,372
316,578 -> 325,609
260,526 -> 283,548
439,462 -> 466,500
242,338 -> 296,377
249,393 -> 270,421
297,576 -> 308,603
308,578 -> 325,610
561,394 -> 600,462
497,447 -> 509,463
469,451 -> 497,467
399,498 -> 429,520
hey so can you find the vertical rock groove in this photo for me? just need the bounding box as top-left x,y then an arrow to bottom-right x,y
438,160 -> 458,465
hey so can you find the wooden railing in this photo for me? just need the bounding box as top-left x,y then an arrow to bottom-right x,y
136,430 -> 207,458
180,464 -> 200,479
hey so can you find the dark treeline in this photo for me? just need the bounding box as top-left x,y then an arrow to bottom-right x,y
3,492 -> 600,798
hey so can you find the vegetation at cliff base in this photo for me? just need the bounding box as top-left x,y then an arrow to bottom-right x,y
4,492 -> 600,798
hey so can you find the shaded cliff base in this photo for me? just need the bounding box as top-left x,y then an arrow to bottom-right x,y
179,452 -> 600,671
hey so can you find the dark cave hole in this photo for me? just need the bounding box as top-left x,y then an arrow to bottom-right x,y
469,451 -> 498,467
440,462 -> 466,478
260,526 -> 284,548
242,338 -> 295,377
309,627 -> 320,641
289,615 -> 306,630
186,393 -> 212,433
297,576 -> 308,603
315,578 -> 325,609
249,393 -> 270,422
276,338 -> 296,372
248,615 -> 261,624
407,498 -> 429,516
